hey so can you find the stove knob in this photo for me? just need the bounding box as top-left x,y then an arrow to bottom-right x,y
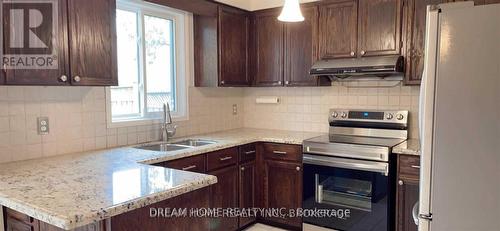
341,112 -> 347,118
396,114 -> 405,120
386,113 -> 394,120
332,112 -> 338,118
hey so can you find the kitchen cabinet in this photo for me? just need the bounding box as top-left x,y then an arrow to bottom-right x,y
319,0 -> 358,59
209,165 -> 239,231
194,6 -> 250,87
259,143 -> 303,229
252,9 -> 284,87
238,144 -> 257,228
358,0 -> 403,57
402,0 -> 444,85
0,0 -> 117,86
67,0 -> 118,86
319,0 -> 403,59
396,155 -> 420,231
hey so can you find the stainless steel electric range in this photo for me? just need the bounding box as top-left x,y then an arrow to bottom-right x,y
302,109 -> 409,231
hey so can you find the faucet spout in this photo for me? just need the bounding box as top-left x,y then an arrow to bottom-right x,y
161,103 -> 176,142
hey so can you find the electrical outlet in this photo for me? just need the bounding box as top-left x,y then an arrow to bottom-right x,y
232,104 -> 238,115
37,117 -> 49,135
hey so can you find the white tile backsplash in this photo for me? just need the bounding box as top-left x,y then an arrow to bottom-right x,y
0,86 -> 244,163
243,81 -> 420,138
0,81 -> 420,164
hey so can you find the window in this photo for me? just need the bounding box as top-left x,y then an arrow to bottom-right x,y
107,0 -> 188,127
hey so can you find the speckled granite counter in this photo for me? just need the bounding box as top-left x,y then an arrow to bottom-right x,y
392,139 -> 420,155
0,128 -> 322,230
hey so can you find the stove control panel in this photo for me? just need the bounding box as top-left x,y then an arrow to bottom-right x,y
329,109 -> 408,124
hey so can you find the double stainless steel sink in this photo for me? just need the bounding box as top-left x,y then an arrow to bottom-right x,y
134,139 -> 217,152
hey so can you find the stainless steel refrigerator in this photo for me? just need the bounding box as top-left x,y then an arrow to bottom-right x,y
417,1 -> 500,231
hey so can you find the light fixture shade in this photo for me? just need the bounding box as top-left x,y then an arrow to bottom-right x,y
278,0 -> 305,22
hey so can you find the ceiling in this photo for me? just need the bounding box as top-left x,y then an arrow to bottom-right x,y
214,0 -> 320,11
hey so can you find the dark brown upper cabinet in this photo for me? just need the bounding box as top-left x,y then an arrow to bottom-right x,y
402,0 -> 444,85
0,0 -> 117,86
218,6 -> 250,87
1,0 -> 69,85
67,0 -> 118,86
285,5 -> 329,86
194,6 -> 250,87
318,0 -> 403,59
252,9 -> 284,87
358,0 -> 403,57
319,0 -> 358,59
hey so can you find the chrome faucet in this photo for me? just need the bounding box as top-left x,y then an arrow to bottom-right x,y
161,103 -> 177,142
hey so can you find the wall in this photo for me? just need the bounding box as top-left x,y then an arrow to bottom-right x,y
0,86 -> 244,163
215,0 -> 320,11
243,82 -> 421,139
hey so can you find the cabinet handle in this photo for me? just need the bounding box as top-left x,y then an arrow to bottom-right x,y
411,165 -> 421,169
241,167 -> 245,171
219,156 -> 233,161
73,76 -> 81,82
398,180 -> 404,185
273,151 -> 287,155
296,166 -> 301,171
59,75 -> 68,82
244,150 -> 256,155
350,51 -> 355,57
360,50 -> 366,56
182,165 -> 197,171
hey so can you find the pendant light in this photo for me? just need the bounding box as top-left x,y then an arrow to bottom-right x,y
278,0 -> 305,22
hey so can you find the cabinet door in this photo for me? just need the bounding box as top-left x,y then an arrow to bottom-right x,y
2,0 -> 69,85
263,160 -> 302,228
252,9 -> 284,86
218,6 -> 249,87
67,0 -> 117,86
284,6 -> 321,86
210,166 -> 239,231
402,0 -> 443,85
319,0 -> 358,59
396,178 -> 419,231
239,161 -> 256,228
358,0 -> 403,57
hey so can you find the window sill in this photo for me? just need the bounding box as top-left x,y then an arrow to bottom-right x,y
107,115 -> 188,128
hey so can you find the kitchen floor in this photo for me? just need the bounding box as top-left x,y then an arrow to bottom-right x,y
244,223 -> 288,231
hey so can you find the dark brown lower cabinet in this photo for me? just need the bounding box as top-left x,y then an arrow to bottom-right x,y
209,165 -> 239,231
262,160 -> 302,229
239,161 -> 256,228
396,155 -> 420,231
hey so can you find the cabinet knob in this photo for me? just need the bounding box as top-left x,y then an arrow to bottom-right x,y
241,167 -> 245,171
296,166 -> 301,171
360,50 -> 366,56
350,51 -> 355,57
278,81 -> 282,85
220,80 -> 225,85
398,180 -> 404,186
73,76 -> 81,82
59,75 -> 68,82
285,81 -> 289,85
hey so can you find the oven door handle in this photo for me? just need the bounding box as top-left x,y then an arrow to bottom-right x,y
303,154 -> 389,176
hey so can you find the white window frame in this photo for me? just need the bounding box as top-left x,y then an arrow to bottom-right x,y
107,0 -> 189,128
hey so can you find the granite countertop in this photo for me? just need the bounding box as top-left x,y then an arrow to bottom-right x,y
0,128 -> 322,230
392,139 -> 420,155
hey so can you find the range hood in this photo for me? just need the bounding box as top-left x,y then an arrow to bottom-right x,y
310,55 -> 404,81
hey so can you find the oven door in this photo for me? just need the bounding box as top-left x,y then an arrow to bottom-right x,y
303,154 -> 391,231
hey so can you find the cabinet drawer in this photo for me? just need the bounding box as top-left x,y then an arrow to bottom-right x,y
239,143 -> 256,163
207,147 -> 238,171
6,217 -> 34,231
398,155 -> 421,178
163,154 -> 206,173
262,143 -> 302,162
5,208 -> 33,224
